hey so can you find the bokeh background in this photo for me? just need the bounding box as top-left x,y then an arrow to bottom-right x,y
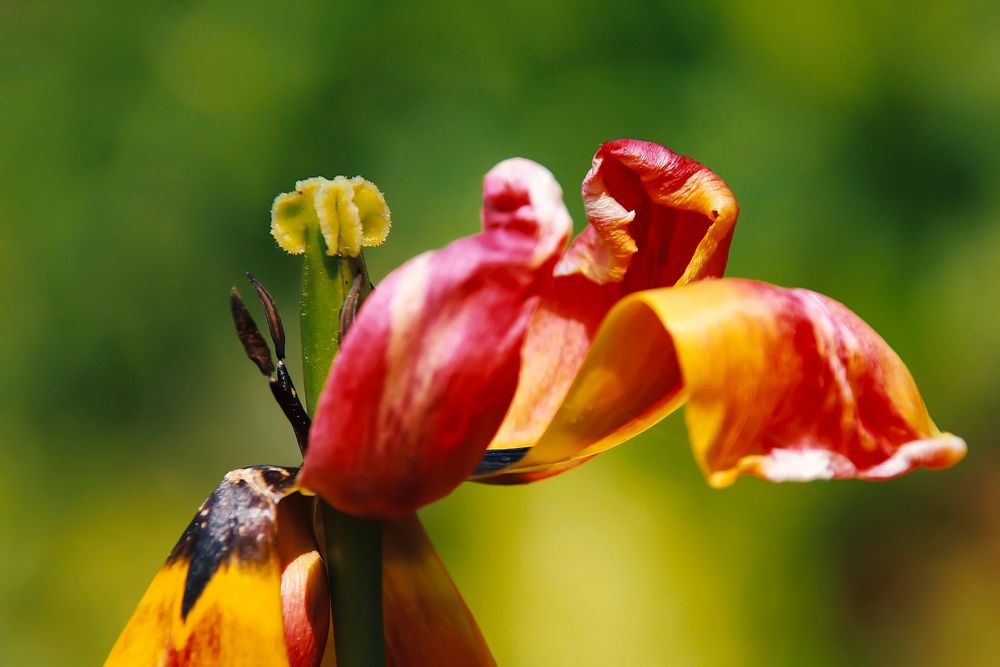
2,1 -> 999,664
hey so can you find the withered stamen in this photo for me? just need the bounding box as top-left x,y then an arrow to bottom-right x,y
246,272 -> 286,361
230,280 -> 311,455
230,288 -> 275,376
271,362 -> 312,453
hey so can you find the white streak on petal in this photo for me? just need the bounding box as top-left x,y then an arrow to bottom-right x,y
378,253 -> 433,452
757,448 -> 845,482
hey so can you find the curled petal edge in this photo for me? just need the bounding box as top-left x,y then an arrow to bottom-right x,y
476,279 -> 965,486
557,138 -> 739,286
490,139 -> 739,455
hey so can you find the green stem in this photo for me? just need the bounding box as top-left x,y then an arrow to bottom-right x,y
300,227 -> 385,667
319,502 -> 384,667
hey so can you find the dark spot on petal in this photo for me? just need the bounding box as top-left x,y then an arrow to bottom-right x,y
166,465 -> 299,619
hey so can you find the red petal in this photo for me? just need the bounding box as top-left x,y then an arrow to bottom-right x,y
490,139 -> 738,453
277,495 -> 329,667
302,159 -> 572,518
563,138 -> 738,287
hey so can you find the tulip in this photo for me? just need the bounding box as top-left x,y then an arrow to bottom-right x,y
107,139 -> 964,666
302,139 -> 965,518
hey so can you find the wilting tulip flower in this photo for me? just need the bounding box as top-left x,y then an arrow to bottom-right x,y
105,477 -> 492,666
108,139 -> 965,666
302,139 -> 965,518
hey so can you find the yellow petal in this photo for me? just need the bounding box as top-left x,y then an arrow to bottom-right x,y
487,295 -> 685,477
105,466 -> 325,667
481,279 -> 964,485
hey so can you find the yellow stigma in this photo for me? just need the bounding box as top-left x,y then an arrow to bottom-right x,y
271,176 -> 391,257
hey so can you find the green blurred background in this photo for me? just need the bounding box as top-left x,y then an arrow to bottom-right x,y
2,1 -> 998,664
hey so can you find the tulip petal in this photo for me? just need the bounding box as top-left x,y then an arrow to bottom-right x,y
303,158 -> 572,518
560,138 -> 738,286
490,139 -> 738,453
480,279 -> 965,485
105,466 -> 327,667
383,515 -> 495,666
277,494 -> 330,667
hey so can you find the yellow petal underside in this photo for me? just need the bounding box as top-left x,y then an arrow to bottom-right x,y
479,279 -> 964,484
105,466 -> 303,667
106,470 -> 493,666
106,562 -> 290,667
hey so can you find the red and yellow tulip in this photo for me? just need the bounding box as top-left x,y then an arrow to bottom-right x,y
302,139 -> 965,517
107,139 -> 963,665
